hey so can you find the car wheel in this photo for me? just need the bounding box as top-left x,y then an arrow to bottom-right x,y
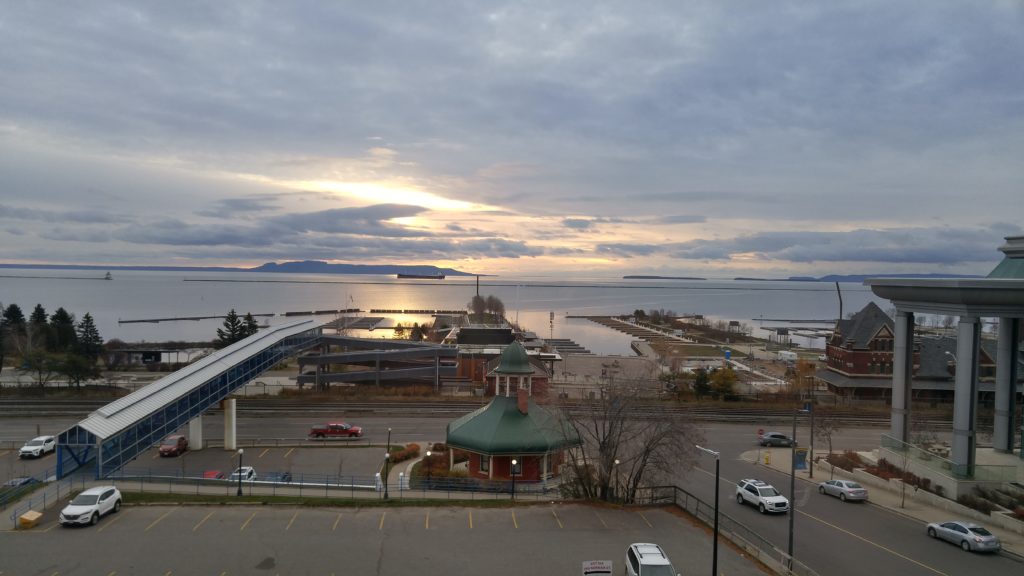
316,434 -> 325,439
113,500 -> 121,513
961,540 -> 971,552
927,527 -> 937,538
736,494 -> 744,505
818,486 -> 825,494
840,493 -> 847,502
758,503 -> 766,514
90,513 -> 99,526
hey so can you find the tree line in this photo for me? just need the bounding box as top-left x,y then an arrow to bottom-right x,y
1,302 -> 104,387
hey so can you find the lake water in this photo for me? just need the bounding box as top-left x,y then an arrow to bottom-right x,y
0,270 -> 884,355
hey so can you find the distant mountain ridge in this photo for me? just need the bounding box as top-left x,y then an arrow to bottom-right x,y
0,261 -> 473,276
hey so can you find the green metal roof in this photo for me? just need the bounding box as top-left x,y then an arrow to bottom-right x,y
446,396 -> 581,455
988,257 -> 1024,279
494,341 -> 534,374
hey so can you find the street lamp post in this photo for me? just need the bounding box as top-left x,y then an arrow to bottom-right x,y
236,448 -> 244,497
695,445 -> 720,576
384,427 -> 392,500
612,459 -> 620,502
511,458 -> 518,501
788,409 -> 809,566
425,450 -> 432,492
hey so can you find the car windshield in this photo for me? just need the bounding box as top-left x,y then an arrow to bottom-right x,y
26,440 -> 43,446
758,487 -> 779,497
70,494 -> 99,506
161,438 -> 178,445
642,564 -> 676,576
969,527 -> 992,536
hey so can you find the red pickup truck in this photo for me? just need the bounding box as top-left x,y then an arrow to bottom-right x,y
309,422 -> 363,438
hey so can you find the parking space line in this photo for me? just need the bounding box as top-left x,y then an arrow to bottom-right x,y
378,511 -> 386,530
594,511 -> 608,529
283,448 -> 294,458
107,571 -> 116,576
97,512 -> 126,532
240,511 -> 257,531
151,453 -> 159,460
42,521 -> 60,532
285,511 -> 298,531
258,448 -> 269,459
468,510 -> 473,529
425,511 -> 430,530
163,571 -> 172,576
193,511 -> 214,532
551,510 -> 563,529
332,512 -> 342,531
146,509 -> 175,532
0,449 -> 9,456
511,510 -> 518,529
637,512 -> 652,528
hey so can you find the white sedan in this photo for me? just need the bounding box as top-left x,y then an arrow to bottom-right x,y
19,435 -> 56,458
818,479 -> 868,502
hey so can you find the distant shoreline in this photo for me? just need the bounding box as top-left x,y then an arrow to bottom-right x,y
0,261 -> 474,277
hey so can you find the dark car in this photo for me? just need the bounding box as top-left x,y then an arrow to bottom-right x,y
159,435 -> 188,457
263,471 -> 293,483
759,432 -> 796,447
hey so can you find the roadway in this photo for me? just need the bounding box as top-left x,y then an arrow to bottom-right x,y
2,415 -> 1021,576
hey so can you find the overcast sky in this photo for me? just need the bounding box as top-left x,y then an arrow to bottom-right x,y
1,1 -> 1022,278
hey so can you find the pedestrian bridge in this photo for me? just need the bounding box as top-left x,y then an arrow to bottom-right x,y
56,319 -> 456,479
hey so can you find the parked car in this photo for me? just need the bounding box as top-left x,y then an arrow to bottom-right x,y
624,543 -> 678,576
158,435 -> 188,457
927,520 -> 1001,553
759,432 -> 796,447
263,471 -> 293,483
228,466 -> 256,482
818,479 -> 868,502
308,422 -> 363,438
60,486 -> 121,526
202,470 -> 225,480
736,478 -> 790,513
19,435 -> 56,458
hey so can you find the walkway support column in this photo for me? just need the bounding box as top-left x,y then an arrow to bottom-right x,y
891,310 -> 915,443
189,415 -> 204,451
224,398 -> 237,451
952,317 -> 980,476
994,318 -> 1020,453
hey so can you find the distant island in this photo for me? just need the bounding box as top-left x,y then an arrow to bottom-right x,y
734,273 -> 983,283
623,275 -> 706,280
0,261 -> 474,277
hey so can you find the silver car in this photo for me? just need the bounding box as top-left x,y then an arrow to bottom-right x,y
927,520 -> 1001,552
818,479 -> 868,502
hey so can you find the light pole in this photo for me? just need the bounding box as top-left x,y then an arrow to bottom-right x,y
695,446 -> 720,576
236,448 -> 244,497
384,427 -> 392,500
612,459 -> 620,502
511,458 -> 518,501
425,450 -> 432,491
788,409 -> 809,566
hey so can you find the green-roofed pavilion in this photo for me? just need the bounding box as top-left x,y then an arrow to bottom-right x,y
445,341 -> 580,486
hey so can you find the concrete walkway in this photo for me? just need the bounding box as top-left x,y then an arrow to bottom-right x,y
746,447 -> 1024,558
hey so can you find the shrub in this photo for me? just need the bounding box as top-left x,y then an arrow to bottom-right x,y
826,450 -> 865,472
389,443 -> 421,464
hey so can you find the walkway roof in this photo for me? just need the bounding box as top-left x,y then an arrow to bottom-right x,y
77,319 -> 320,440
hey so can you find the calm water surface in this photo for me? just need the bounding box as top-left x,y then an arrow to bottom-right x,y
0,270 -> 882,354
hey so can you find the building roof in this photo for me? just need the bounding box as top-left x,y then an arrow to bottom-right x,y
988,235 -> 1024,279
815,369 -> 1019,393
77,319 -> 321,439
445,395 -> 580,454
493,341 -> 534,374
834,302 -> 892,349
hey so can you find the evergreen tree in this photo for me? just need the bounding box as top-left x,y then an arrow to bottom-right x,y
29,304 -> 48,326
217,309 -> 246,346
49,307 -> 78,351
243,313 -> 260,337
3,303 -> 26,334
75,313 -> 104,363
692,368 -> 711,399
29,304 -> 50,352
409,323 -> 425,342
393,323 -> 406,339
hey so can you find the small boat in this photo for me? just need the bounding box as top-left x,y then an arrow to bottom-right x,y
397,273 -> 445,280
104,271 -> 113,280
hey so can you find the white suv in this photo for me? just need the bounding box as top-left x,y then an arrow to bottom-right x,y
60,486 -> 122,526
19,435 -> 56,458
625,543 -> 678,576
736,478 -> 790,513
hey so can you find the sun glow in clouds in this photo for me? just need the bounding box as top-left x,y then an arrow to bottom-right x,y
297,180 -> 478,212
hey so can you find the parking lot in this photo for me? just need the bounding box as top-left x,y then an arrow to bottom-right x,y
2,503 -> 768,575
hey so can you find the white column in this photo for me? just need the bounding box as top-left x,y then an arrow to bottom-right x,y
224,398 -> 237,451
188,415 -> 204,451
951,317 -> 980,475
891,311 -> 914,443
993,318 -> 1020,453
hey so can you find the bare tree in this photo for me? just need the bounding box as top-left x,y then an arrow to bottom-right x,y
814,414 -> 841,479
467,295 -> 486,321
560,389 -> 703,503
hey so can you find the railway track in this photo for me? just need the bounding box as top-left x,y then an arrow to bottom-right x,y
0,398 -> 947,427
